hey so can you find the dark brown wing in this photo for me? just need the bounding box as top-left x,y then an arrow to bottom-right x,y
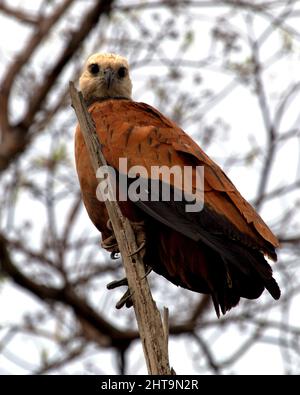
88,99 -> 278,255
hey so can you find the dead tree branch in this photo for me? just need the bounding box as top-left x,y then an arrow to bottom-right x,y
0,2 -> 38,25
0,0 -> 115,173
0,234 -> 136,348
69,82 -> 172,375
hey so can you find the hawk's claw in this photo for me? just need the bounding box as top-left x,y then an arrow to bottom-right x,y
116,289 -> 133,309
141,265 -> 152,280
107,277 -> 128,290
101,234 -> 119,254
104,220 -> 146,309
128,240 -> 146,257
106,277 -> 133,308
110,251 -> 120,260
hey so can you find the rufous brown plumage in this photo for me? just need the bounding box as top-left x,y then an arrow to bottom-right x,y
75,53 -> 280,316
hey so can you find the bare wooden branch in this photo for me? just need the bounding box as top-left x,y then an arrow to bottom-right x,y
0,233 -> 136,347
0,232 -> 198,355
0,0 -> 74,133
245,14 -> 277,210
69,82 -> 172,375
162,307 -> 170,360
115,0 -> 282,13
0,3 -> 38,25
0,0 -> 116,173
21,0 -> 115,131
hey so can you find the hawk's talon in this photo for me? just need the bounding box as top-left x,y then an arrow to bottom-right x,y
128,220 -> 146,258
141,265 -> 152,280
107,277 -> 128,290
104,219 -> 146,309
116,289 -> 133,309
128,240 -> 146,257
106,219 -> 113,231
101,233 -> 119,258
102,242 -> 118,249
110,251 -> 120,260
101,234 -> 118,249
125,296 -> 133,308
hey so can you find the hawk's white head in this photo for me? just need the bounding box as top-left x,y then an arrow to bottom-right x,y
79,53 -> 132,104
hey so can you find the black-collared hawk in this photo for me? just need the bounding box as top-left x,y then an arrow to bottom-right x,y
75,53 -> 280,317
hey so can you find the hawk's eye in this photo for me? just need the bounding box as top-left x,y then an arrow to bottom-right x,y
118,66 -> 127,78
89,63 -> 100,75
